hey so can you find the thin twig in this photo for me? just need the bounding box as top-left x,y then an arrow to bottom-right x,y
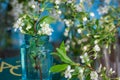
34,18 -> 43,80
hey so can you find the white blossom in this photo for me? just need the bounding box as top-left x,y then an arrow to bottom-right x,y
118,77 -> 120,80
90,12 -> 95,17
80,0 -> 84,3
38,30 -> 42,35
97,64 -> 102,73
81,38 -> 88,42
66,40 -> 70,44
64,29 -> 69,37
10,0 -> 23,19
83,46 -> 87,51
64,19 -> 74,27
67,0 -> 73,3
31,4 -> 36,9
103,67 -> 106,71
87,34 -> 90,37
28,0 -> 37,8
94,44 -> 100,52
19,27 -> 25,33
90,71 -> 98,80
26,25 -> 32,30
50,9 -> 61,20
78,68 -> 84,80
97,6 -> 109,15
13,18 -> 23,31
109,68 -> 115,74
94,40 -> 98,44
78,40 -> 81,44
39,22 -> 54,36
94,53 -> 98,59
28,0 -> 39,12
55,5 -> 59,9
79,68 -> 84,74
80,53 -> 89,63
83,17 -> 88,22
74,4 -> 83,12
65,45 -> 70,51
55,0 -> 61,4
64,65 -> 74,79
77,28 -> 82,33
21,23 -> 25,26
104,0 -> 111,4
57,10 -> 62,15
65,40 -> 71,51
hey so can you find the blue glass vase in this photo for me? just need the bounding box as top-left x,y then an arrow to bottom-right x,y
21,35 -> 53,80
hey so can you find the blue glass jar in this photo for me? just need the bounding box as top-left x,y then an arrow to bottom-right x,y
21,34 -> 53,80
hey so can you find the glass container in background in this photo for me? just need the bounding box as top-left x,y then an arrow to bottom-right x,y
21,34 -> 53,80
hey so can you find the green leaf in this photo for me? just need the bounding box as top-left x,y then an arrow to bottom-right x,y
52,51 -> 74,64
50,64 -> 68,73
60,42 -> 66,53
52,42 -> 75,65
56,48 -> 74,64
96,19 -> 99,26
40,16 -> 55,24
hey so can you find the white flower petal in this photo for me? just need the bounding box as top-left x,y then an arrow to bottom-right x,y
77,29 -> 82,33
70,69 -> 75,72
90,71 -> 98,80
64,65 -> 74,79
94,44 -> 100,51
67,65 -> 71,70
83,17 -> 87,22
90,12 -> 95,17
68,74 -> 72,79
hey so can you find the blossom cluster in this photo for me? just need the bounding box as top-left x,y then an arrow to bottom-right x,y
50,0 -> 120,80
14,15 -> 54,36
10,0 -> 39,20
13,0 -> 120,80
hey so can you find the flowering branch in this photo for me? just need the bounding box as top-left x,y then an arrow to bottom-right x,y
13,0 -> 120,80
